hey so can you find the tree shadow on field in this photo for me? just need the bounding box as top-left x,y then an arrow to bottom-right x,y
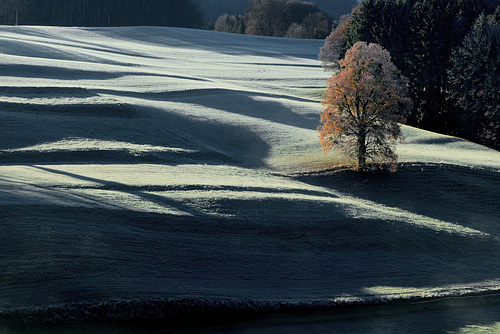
0,64 -> 124,80
0,63 -> 206,81
2,166 -> 500,321
165,89 -> 320,131
132,103 -> 272,168
294,163 -> 500,236
29,165 -> 212,219
89,26 -> 324,60
0,164 -> 228,307
0,94 -> 271,167
94,88 -> 320,132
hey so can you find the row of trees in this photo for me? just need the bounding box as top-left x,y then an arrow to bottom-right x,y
320,0 -> 500,149
0,0 -> 360,40
215,0 -> 333,39
0,0 -> 204,28
1,0 -> 358,36
201,0 -> 358,24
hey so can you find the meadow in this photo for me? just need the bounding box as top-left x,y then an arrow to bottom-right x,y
0,26 -> 499,333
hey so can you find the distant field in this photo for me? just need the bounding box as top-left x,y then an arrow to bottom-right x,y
0,26 -> 499,333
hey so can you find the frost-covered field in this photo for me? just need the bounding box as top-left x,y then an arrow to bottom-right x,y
1,26 -> 500,333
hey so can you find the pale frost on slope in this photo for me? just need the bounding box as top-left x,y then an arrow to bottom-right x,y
0,27 -> 499,324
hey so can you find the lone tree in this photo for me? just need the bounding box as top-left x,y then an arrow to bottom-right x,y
318,42 -> 412,171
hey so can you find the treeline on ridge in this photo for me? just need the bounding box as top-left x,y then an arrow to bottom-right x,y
0,0 -> 359,40
213,0 -> 356,39
321,0 -> 500,149
0,0 -> 204,28
0,0 -> 357,38
201,0 -> 358,25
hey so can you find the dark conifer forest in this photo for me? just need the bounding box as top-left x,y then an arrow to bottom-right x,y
0,0 -> 204,28
322,0 -> 500,149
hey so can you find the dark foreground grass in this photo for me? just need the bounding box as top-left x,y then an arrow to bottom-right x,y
0,154 -> 499,331
294,162 -> 500,236
1,161 -> 500,332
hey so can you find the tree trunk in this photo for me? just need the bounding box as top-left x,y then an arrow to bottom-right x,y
357,130 -> 367,171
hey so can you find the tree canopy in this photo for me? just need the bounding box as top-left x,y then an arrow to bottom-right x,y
319,42 -> 412,171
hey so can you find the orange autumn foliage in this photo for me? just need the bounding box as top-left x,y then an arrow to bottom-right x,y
318,42 -> 412,171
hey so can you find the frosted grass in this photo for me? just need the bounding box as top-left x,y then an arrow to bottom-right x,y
0,25 -> 499,331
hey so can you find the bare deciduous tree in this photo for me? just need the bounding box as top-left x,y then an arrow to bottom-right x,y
246,0 -> 288,37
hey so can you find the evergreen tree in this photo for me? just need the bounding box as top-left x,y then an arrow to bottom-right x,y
447,11 -> 500,148
338,0 -> 497,136
0,0 -> 204,28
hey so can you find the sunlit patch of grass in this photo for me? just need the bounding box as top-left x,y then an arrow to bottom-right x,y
293,87 -> 325,101
453,322 -> 500,334
363,280 -> 500,301
264,86 -> 326,101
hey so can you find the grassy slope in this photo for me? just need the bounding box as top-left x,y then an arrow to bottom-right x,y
0,26 -> 500,331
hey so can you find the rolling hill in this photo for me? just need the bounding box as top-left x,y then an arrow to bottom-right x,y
0,26 -> 500,333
